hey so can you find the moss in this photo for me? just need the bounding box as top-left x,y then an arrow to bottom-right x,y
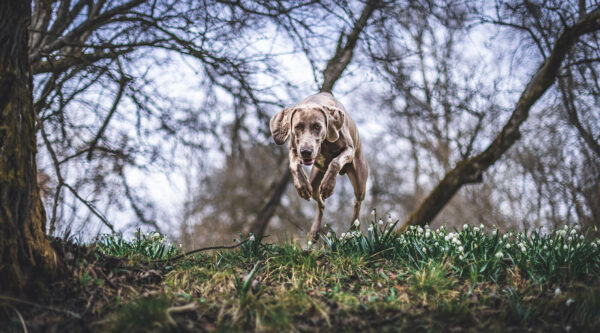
106,296 -> 172,333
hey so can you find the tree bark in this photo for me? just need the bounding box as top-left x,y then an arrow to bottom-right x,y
0,1 -> 58,295
402,8 -> 600,228
250,0 -> 381,235
250,169 -> 292,236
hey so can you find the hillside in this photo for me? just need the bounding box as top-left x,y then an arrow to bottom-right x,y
4,220 -> 600,332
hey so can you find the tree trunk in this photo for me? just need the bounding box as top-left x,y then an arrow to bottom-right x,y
402,8 -> 600,229
0,0 -> 58,295
250,169 -> 292,235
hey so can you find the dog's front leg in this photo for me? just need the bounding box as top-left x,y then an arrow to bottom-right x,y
289,150 -> 312,201
320,147 -> 354,199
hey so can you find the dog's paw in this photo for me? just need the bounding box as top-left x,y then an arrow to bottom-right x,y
295,182 -> 312,201
319,174 -> 336,199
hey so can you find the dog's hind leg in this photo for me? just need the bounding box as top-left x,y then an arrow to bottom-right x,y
309,167 -> 325,241
346,157 -> 368,228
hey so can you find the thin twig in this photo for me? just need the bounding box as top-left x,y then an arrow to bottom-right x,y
87,60 -> 128,161
0,295 -> 81,319
153,236 -> 267,263
64,183 -> 115,232
167,302 -> 197,314
0,303 -> 28,333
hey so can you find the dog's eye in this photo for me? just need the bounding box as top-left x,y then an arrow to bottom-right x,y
295,124 -> 303,131
313,124 -> 320,130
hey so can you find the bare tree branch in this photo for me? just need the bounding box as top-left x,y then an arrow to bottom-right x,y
403,7 -> 600,228
321,0 -> 381,92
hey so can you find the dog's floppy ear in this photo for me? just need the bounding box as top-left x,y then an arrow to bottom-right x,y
270,107 -> 295,145
322,105 -> 345,142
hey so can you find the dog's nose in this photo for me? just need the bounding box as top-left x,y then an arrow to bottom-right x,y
300,147 -> 313,157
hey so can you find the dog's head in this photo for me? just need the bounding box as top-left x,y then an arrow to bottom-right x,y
270,103 -> 345,166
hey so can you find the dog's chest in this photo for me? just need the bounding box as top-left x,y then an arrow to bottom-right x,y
314,154 -> 326,169
314,144 -> 343,171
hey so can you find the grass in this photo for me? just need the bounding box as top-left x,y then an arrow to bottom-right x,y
18,217 -> 600,332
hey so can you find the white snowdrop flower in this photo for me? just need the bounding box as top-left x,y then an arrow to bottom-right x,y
505,243 -> 511,249
568,236 -> 573,242
341,232 -> 347,239
179,243 -> 183,248
473,227 -> 480,232
307,240 -> 313,247
495,251 -> 503,259
378,219 -> 384,226
422,247 -> 427,253
387,216 -> 392,224
550,240 -> 554,245
425,231 -> 431,238
592,243 -> 597,248
565,298 -> 575,306
479,223 -> 485,229
371,209 -> 376,218
503,234 -> 509,240
417,226 -> 424,234
579,235 -> 584,240
520,245 -> 526,252
563,225 -> 569,230
543,245 -> 548,250
492,229 -> 498,236
327,232 -> 332,238
354,219 -> 360,227
555,287 -> 562,295
574,224 -> 581,231
444,235 -> 450,242
463,224 -> 469,230
367,226 -> 374,232
474,244 -> 478,249
249,235 -> 255,242
570,229 -> 577,235
458,246 -> 464,252
459,255 -> 465,260
435,242 -> 439,247
563,245 -> 568,250
558,230 -> 567,237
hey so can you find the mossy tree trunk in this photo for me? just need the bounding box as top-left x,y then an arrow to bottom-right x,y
0,0 -> 58,295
